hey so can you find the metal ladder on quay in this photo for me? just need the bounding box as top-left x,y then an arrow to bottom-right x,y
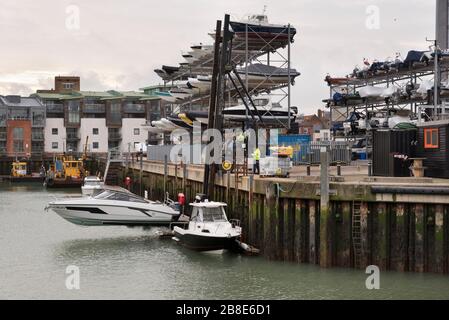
352,200 -> 363,268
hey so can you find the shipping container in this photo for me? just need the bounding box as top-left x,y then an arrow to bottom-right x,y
372,129 -> 417,177
416,120 -> 449,178
275,134 -> 311,163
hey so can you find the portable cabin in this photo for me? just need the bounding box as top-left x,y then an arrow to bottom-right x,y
416,120 -> 449,178
372,129 -> 417,177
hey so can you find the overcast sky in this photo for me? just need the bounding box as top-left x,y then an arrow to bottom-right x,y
0,0 -> 436,114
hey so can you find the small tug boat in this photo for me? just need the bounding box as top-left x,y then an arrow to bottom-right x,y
10,161 -> 45,182
173,199 -> 242,252
44,155 -> 87,188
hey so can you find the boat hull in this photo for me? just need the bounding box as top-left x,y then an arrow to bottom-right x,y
230,21 -> 296,42
49,204 -> 178,227
173,229 -> 239,252
45,177 -> 83,188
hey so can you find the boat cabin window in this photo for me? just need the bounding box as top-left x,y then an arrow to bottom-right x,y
250,15 -> 268,24
93,190 -> 147,203
254,99 -> 269,107
86,180 -> 101,186
201,207 -> 227,222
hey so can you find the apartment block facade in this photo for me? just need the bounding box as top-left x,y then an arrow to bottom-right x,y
0,77 -> 170,158
0,95 -> 45,157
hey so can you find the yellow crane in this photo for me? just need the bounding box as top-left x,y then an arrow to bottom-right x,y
82,135 -> 89,161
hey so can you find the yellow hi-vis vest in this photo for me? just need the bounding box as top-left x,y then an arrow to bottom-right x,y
253,148 -> 261,161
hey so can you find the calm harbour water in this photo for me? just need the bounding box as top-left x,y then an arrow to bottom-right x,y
0,183 -> 448,300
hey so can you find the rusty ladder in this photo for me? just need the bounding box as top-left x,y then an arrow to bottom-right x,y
352,200 -> 363,268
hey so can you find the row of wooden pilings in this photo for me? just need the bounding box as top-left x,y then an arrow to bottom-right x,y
114,160 -> 449,274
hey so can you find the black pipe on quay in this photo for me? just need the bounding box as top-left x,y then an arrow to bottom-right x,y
371,186 -> 449,195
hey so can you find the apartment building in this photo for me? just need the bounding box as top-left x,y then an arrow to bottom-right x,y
0,95 -> 45,157
0,77 -> 172,158
31,76 -> 167,155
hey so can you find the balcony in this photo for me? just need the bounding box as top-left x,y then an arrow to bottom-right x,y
123,103 -> 145,113
32,146 -> 44,153
8,116 -> 30,121
46,104 -> 64,113
83,104 -> 106,114
66,133 -> 80,141
32,133 -> 44,141
108,132 -> 122,141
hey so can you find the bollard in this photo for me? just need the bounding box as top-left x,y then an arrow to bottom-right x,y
307,165 -> 311,176
337,163 -> 341,176
368,160 -> 372,177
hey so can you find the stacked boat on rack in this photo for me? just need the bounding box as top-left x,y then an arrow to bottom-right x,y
141,95 -> 297,134
152,12 -> 299,106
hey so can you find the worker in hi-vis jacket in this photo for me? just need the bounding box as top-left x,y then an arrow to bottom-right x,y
252,147 -> 261,175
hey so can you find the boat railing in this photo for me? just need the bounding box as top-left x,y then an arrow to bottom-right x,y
229,219 -> 241,227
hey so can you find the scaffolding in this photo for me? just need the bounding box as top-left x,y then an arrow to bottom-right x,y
154,13 -> 298,130
325,52 -> 449,159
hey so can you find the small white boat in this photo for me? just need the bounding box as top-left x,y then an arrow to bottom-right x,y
223,95 -> 297,123
160,118 -> 184,130
190,44 -> 213,59
152,120 -> 175,132
182,52 -> 197,64
169,88 -> 193,100
173,200 -> 241,252
45,186 -> 181,227
81,176 -> 104,196
235,63 -> 300,86
141,122 -> 168,134
357,85 -> 397,98
188,75 -> 212,90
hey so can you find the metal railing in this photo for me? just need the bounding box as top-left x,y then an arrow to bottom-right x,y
83,104 -> 106,113
147,144 -> 206,164
291,141 -> 352,165
66,133 -> 80,140
31,133 -> 44,141
46,104 -> 64,113
108,132 -> 122,140
123,103 -> 145,113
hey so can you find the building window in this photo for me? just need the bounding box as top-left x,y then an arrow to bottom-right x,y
13,127 -> 24,139
93,128 -> 99,135
424,128 -> 439,149
13,127 -> 24,152
52,142 -> 58,149
63,83 -> 74,90
109,102 -> 122,125
32,110 -> 45,127
93,142 -> 99,149
52,128 -> 58,135
14,141 -> 24,152
134,128 -> 140,135
67,100 -> 80,124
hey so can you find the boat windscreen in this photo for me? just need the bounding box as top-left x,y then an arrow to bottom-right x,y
202,207 -> 227,222
97,191 -> 148,203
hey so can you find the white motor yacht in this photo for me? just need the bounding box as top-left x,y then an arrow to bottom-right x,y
45,186 -> 181,227
223,95 -> 297,123
173,200 -> 241,252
